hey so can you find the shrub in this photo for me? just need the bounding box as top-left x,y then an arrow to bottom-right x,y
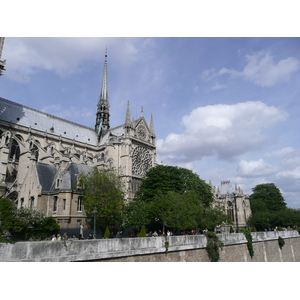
229,226 -> 234,233
295,227 -> 300,234
139,225 -> 147,237
278,236 -> 285,249
240,228 -> 254,259
104,227 -> 110,239
205,231 -> 224,262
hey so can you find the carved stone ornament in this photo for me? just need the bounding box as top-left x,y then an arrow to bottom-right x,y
132,146 -> 152,177
137,125 -> 146,140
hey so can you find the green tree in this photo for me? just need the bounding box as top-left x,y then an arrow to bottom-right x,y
149,190 -> 202,233
201,206 -> 232,232
78,167 -> 125,231
13,206 -> 46,239
249,183 -> 286,213
31,216 -> 60,239
0,197 -> 16,235
136,165 -> 214,207
247,183 -> 289,230
123,199 -> 151,231
128,165 -> 228,232
0,197 -> 58,240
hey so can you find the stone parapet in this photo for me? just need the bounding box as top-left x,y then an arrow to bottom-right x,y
0,231 -> 299,262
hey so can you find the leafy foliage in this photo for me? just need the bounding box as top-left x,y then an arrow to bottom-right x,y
246,183 -> 300,231
139,225 -> 147,237
205,231 -> 224,262
249,183 -> 286,213
278,236 -> 285,249
123,199 -> 151,231
103,226 -> 110,239
0,197 -> 59,240
240,228 -> 254,259
135,165 -> 214,207
126,165 -> 231,233
78,167 -> 125,231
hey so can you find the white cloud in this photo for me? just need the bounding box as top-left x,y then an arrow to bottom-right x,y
202,51 -> 300,87
2,37 -> 142,82
211,82 -> 226,90
237,159 -> 277,177
157,101 -> 288,162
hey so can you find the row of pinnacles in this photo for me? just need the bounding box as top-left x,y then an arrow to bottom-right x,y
210,180 -> 251,232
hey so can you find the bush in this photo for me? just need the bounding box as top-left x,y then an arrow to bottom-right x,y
240,228 -> 254,259
229,226 -> 234,233
139,225 -> 147,237
205,231 -> 224,262
104,227 -> 110,239
295,227 -> 300,234
278,236 -> 285,249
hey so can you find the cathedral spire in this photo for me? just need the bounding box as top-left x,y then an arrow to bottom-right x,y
125,101 -> 131,127
150,114 -> 155,136
95,48 -> 110,140
150,113 -> 156,145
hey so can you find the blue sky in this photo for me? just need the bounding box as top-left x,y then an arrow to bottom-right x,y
1,37 -> 300,208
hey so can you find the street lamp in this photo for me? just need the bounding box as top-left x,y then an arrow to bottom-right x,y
93,206 -> 98,238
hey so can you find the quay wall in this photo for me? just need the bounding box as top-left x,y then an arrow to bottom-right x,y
0,231 -> 299,262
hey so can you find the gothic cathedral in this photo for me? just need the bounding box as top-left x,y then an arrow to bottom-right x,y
0,51 -> 157,230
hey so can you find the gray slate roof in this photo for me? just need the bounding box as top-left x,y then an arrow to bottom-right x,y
0,97 -> 98,145
36,163 -> 57,192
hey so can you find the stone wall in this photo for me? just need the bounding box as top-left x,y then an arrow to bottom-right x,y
0,231 -> 299,262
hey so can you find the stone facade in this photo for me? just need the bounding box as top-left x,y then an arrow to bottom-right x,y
210,180 -> 251,232
0,52 -> 157,230
0,231 -> 298,262
0,46 -> 251,232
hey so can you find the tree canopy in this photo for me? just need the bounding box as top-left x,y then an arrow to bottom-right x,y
78,167 -> 125,231
0,197 -> 59,240
135,165 -> 214,207
246,183 -> 300,231
249,183 -> 286,213
124,165 -> 230,233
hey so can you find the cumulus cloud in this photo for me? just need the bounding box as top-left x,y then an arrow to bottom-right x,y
211,82 -> 226,90
157,101 -> 288,162
237,159 -> 277,177
2,37 -> 141,82
202,51 -> 300,87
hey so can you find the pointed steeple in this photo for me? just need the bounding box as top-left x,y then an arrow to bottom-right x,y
150,113 -> 156,144
150,114 -> 155,135
95,48 -> 110,140
125,101 -> 131,127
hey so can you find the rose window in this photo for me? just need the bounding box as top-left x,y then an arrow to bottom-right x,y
132,146 -> 152,177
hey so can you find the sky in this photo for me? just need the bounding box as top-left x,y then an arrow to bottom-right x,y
1,37 -> 299,208
1,2 -> 299,292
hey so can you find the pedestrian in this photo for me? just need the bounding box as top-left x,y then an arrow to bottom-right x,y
152,231 -> 158,237
88,233 -> 95,239
57,234 -> 61,241
51,234 -> 57,241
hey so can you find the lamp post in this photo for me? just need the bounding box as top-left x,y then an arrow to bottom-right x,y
93,206 -> 98,238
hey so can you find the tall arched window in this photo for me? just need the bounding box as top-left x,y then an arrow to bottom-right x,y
9,138 -> 20,162
30,141 -> 39,161
227,201 -> 235,222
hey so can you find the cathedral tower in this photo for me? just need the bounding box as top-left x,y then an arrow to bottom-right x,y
95,48 -> 110,140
